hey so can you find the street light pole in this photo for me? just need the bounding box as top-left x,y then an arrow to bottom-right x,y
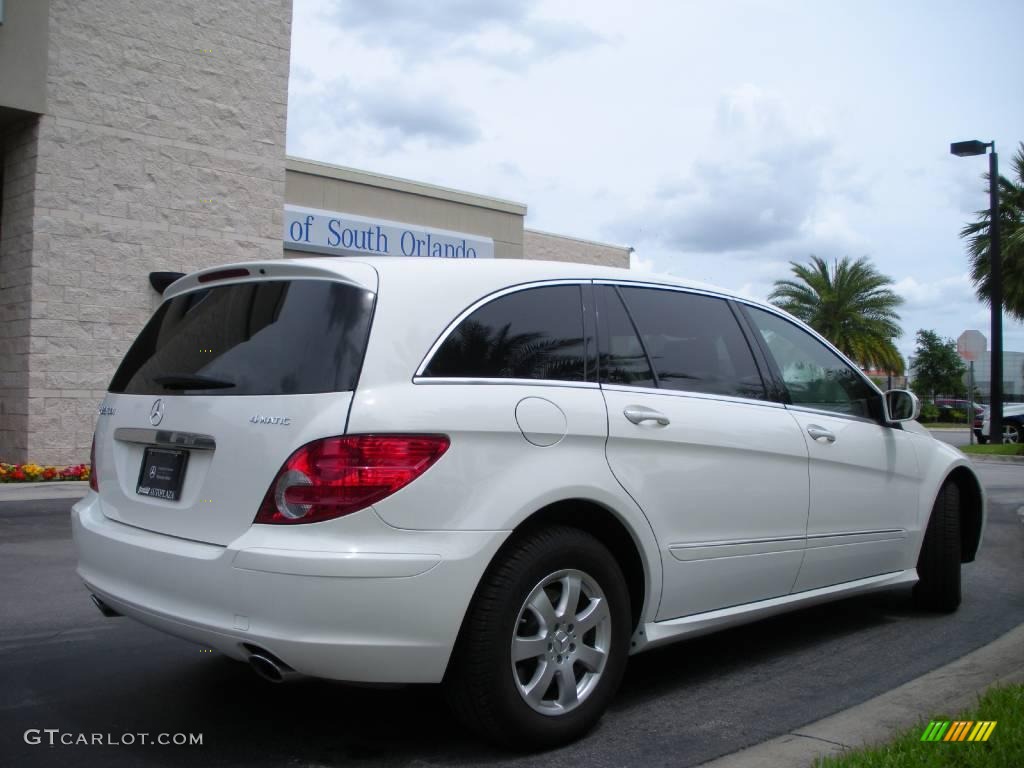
987,149 -> 1003,445
950,139 -> 1003,443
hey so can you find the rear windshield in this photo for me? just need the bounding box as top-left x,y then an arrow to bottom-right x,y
109,279 -> 375,396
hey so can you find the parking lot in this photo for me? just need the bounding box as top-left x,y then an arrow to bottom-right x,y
1,462 -> 1022,767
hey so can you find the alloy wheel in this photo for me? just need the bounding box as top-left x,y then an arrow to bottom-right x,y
510,569 -> 612,716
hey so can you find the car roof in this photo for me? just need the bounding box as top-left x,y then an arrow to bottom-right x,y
299,255 -> 772,308
166,255 -> 882,396
173,255 -> 773,311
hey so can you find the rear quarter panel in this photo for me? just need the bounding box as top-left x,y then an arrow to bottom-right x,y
346,380 -> 664,623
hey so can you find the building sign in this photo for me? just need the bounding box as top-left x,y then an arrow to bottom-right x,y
283,205 -> 493,259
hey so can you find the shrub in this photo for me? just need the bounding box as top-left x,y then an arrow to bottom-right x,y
919,403 -> 940,422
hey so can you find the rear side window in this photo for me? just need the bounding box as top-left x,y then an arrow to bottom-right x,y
109,280 -> 375,396
605,286 -> 766,400
595,286 -> 656,387
422,285 -> 587,381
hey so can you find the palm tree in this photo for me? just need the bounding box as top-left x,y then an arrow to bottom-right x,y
960,141 -> 1024,322
769,255 -> 905,373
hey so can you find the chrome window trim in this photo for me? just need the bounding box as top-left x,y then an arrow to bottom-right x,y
784,403 -> 884,426
114,427 -> 216,451
599,383 -> 784,409
414,279 -> 592,380
412,376 -> 598,389
592,278 -> 735,302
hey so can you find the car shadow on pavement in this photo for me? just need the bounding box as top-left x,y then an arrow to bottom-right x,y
30,587 -> 930,768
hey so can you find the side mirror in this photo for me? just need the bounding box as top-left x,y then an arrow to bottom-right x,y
885,389 -> 920,423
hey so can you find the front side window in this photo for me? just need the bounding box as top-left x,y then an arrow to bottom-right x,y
745,305 -> 882,419
422,285 -> 586,381
603,286 -> 766,400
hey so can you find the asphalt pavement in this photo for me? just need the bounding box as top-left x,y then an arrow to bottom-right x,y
1,464 -> 1022,767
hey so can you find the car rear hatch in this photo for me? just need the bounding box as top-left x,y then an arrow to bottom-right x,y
92,260 -> 378,546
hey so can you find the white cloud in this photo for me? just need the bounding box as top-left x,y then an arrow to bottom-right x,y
286,0 -> 1024,358
609,85 -> 860,258
630,251 -> 655,272
892,273 -> 974,309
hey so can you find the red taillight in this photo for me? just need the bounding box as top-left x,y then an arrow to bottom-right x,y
254,435 -> 450,525
89,435 -> 99,492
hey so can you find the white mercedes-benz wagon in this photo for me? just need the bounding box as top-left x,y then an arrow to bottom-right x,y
73,257 -> 985,749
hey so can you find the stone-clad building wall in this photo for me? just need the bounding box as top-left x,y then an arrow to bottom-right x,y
524,228 -> 631,269
0,0 -> 292,464
0,120 -> 42,459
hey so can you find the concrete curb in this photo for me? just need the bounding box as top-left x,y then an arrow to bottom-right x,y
966,454 -> 1024,464
696,623 -> 1024,767
0,481 -> 88,502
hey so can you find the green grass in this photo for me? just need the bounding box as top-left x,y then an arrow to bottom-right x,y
815,683 -> 1024,767
923,422 -> 975,429
957,443 -> 1024,456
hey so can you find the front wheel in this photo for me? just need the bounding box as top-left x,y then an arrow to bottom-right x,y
913,482 -> 961,612
445,526 -> 632,750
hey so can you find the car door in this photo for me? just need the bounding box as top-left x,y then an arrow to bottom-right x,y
741,305 -> 920,592
598,284 -> 811,620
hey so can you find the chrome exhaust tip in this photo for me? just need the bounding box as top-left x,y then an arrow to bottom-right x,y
90,594 -> 121,618
248,652 -> 298,683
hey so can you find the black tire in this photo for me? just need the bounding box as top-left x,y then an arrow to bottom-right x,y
444,526 -> 632,751
913,482 -> 961,612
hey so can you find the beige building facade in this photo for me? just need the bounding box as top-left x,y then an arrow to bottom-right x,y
0,0 -> 630,465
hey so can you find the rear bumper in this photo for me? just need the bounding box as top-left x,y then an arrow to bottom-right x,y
72,493 -> 507,683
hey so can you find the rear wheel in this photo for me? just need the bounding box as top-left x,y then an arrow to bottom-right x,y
913,482 -> 961,612
445,526 -> 631,750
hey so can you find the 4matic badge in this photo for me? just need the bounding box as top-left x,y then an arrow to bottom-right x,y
250,415 -> 291,426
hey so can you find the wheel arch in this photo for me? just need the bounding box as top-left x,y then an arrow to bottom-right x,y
944,465 -> 984,563
509,499 -> 649,631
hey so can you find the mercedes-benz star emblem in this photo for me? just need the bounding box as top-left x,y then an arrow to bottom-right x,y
149,399 -> 165,426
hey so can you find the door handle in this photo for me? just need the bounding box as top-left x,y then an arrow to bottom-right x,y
624,405 -> 670,426
806,424 -> 836,443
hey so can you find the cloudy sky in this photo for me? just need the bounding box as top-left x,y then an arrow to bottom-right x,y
286,0 -> 1024,362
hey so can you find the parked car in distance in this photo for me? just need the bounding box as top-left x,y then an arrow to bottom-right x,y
73,258 -> 987,749
933,398 -> 985,422
981,403 -> 1024,444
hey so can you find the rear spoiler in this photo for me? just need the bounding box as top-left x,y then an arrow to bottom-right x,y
161,259 -> 379,298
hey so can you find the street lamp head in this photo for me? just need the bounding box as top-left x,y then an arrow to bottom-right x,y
950,140 -> 990,157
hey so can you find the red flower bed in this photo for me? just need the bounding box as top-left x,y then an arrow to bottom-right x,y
0,462 -> 91,483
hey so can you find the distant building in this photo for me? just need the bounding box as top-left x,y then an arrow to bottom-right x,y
956,331 -> 1024,401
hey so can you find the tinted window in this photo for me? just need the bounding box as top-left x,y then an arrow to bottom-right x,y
595,286 -> 655,387
616,287 -> 766,399
423,285 -> 586,381
745,306 -> 882,419
109,280 -> 375,396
